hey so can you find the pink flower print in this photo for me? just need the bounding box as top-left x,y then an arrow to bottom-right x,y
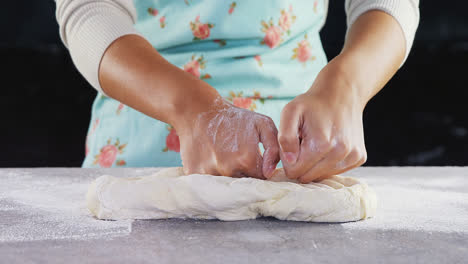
233,97 -> 253,109
297,40 -> 311,62
260,20 -> 282,49
97,145 -> 117,168
93,138 -> 127,168
116,103 -> 124,115
226,91 -> 270,111
183,55 -> 211,79
292,34 -> 316,66
313,1 -> 318,13
228,2 -> 237,14
254,55 -> 262,67
264,26 -> 282,48
184,0 -> 191,5
278,6 -> 296,35
159,16 -> 166,28
190,15 -> 214,41
147,7 -> 158,16
147,7 -> 166,28
184,59 -> 200,77
163,126 -> 180,152
227,91 -> 256,111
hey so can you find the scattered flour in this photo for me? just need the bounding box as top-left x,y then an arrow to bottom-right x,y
340,167 -> 468,234
1,167 -> 467,243
0,169 -> 136,242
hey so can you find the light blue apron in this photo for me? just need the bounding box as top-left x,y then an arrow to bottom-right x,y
83,0 -> 328,168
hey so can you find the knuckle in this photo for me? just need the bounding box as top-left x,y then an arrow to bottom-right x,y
356,159 -> 365,167
314,138 -> 332,153
350,148 -> 360,157
333,140 -> 350,155
347,149 -> 360,162
257,113 -> 270,122
263,115 -> 274,125
283,102 -> 297,112
309,140 -> 331,155
335,159 -> 348,170
358,146 -> 368,162
281,102 -> 300,117
278,135 -> 295,148
360,152 -> 368,165
263,118 -> 278,134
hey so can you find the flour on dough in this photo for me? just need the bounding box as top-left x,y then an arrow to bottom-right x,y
86,168 -> 377,222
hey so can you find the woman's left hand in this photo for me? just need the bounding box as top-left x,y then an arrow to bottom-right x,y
275,56 -> 368,183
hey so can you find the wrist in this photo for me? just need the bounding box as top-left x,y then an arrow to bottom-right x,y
308,54 -> 371,111
170,79 -> 224,135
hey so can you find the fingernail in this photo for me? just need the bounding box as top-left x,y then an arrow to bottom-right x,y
284,152 -> 297,164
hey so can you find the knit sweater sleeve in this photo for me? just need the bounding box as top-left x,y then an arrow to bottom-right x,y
55,0 -> 140,93
345,0 -> 420,64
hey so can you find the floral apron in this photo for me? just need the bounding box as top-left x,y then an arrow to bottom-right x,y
83,0 -> 328,168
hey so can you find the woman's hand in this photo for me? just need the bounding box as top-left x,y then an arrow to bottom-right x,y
276,10 -> 407,183
99,35 -> 279,178
277,57 -> 368,183
175,87 -> 280,179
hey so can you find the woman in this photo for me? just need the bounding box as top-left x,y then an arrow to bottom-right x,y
56,0 -> 419,183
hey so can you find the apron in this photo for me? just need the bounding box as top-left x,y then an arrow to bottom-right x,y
83,0 -> 328,168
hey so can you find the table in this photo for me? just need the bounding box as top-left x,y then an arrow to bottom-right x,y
1,167 -> 467,263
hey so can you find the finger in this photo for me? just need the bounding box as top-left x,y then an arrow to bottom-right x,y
236,148 -> 265,179
298,140 -> 350,183
285,136 -> 333,179
258,117 -> 280,179
278,103 -> 301,165
234,116 -> 276,180
332,149 -> 367,176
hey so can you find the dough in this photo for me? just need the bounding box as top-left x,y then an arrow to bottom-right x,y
86,168 -> 377,222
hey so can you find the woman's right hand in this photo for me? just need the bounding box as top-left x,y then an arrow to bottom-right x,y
175,92 -> 280,179
97,35 -> 279,177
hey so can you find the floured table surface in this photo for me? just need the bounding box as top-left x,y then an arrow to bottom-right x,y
1,167 -> 467,264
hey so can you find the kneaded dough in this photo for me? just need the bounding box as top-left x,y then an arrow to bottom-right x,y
86,168 -> 377,222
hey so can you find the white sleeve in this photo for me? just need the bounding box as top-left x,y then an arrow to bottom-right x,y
345,0 -> 420,64
55,0 -> 141,93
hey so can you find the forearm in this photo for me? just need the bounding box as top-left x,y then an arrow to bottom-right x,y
330,10 -> 406,104
99,34 -> 221,129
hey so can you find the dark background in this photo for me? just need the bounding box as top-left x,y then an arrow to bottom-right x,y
1,1 -> 467,167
